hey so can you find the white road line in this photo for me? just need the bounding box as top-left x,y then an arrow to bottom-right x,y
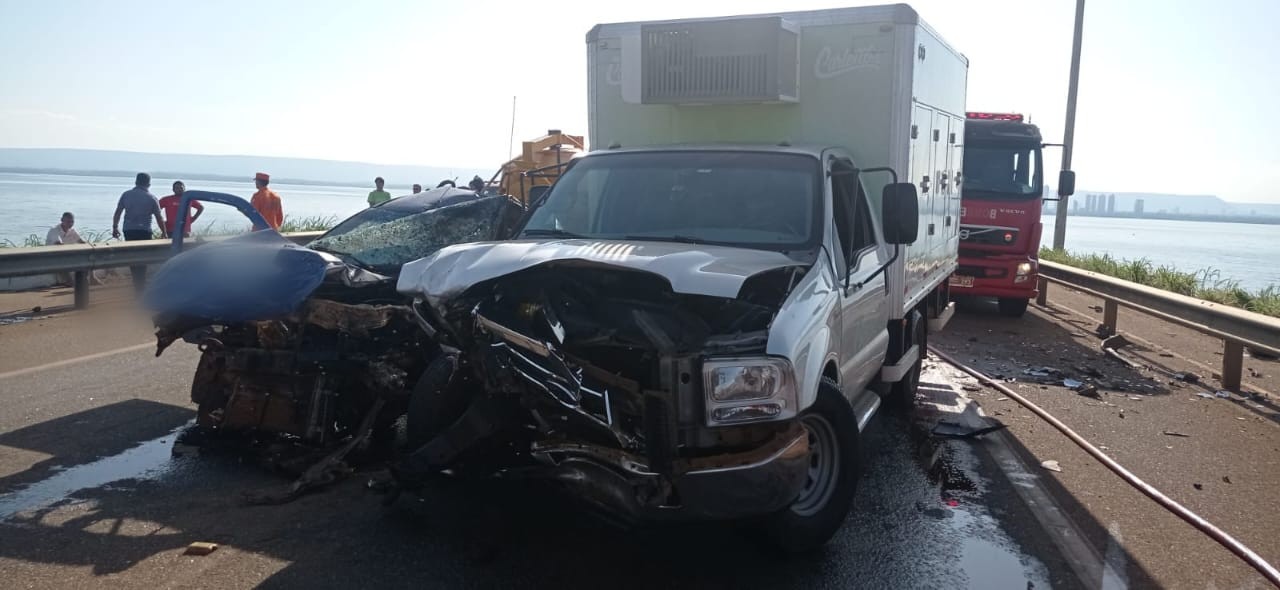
0,342 -> 154,381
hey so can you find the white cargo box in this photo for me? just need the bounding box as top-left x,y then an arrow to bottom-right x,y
587,4 -> 968,318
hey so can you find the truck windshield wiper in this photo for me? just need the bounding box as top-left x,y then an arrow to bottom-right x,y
623,234 -> 717,245
520,228 -> 588,239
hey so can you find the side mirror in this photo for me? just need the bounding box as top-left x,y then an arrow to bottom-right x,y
1057,170 -> 1076,197
881,182 -> 919,245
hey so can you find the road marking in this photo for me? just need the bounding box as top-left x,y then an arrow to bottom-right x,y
0,342 -> 154,381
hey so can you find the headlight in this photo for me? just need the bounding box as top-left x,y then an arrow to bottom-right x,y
1014,261 -> 1035,283
703,357 -> 798,426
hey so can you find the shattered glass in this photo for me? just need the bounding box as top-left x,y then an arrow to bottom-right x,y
310,196 -> 525,273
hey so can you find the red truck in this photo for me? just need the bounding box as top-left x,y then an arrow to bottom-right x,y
949,112 -> 1045,317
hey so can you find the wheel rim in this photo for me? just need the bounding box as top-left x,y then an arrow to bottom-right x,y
791,413 -> 840,517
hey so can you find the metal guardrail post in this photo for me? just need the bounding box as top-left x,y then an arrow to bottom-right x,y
1035,278 -> 1049,306
1222,340 -> 1244,391
73,271 -> 89,309
1102,300 -> 1118,336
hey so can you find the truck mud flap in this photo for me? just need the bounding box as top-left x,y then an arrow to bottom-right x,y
927,301 -> 955,333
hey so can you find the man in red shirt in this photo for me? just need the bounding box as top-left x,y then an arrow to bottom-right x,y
158,180 -> 204,237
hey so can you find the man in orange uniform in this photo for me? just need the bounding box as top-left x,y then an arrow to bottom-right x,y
250,172 -> 284,230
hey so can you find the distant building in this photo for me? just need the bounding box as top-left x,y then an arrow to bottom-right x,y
1135,199 -> 1145,214
1107,194 -> 1116,213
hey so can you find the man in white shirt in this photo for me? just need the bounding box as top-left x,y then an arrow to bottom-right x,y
44,212 -> 103,286
45,212 -> 85,246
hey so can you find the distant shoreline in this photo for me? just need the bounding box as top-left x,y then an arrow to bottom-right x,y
0,167 -> 435,190
1055,210 -> 1280,226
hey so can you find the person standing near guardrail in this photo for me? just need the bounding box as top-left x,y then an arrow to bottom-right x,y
251,172 -> 284,230
112,172 -> 166,292
159,180 -> 204,237
368,176 -> 392,207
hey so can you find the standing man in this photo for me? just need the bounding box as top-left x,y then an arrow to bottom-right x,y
368,176 -> 392,207
411,183 -> 422,194
159,180 -> 204,237
112,173 -> 166,292
251,172 -> 284,230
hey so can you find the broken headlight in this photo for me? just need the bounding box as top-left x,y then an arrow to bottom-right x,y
702,357 -> 798,426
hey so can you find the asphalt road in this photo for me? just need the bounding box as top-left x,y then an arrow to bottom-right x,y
0,298 -> 1078,589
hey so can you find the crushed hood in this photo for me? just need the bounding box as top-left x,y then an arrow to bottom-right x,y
397,239 -> 810,304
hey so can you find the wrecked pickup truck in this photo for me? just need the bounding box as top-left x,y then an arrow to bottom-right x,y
143,187 -> 523,493
392,6 -> 964,551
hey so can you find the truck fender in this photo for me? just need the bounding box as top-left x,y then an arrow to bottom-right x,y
766,263 -> 841,413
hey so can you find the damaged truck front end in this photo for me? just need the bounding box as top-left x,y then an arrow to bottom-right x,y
405,260 -> 813,521
393,148 -> 849,537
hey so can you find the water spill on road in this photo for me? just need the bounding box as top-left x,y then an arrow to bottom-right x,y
0,423 -> 192,520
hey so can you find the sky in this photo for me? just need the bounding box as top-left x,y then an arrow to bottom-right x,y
1,0 -> 1277,203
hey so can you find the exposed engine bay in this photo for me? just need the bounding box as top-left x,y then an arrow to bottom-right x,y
399,261 -> 813,521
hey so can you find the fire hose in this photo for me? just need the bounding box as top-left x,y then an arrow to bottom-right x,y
928,344 -> 1280,587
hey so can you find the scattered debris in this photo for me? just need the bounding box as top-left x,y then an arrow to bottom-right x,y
1223,476 -> 1232,484
1192,483 -> 1203,491
184,542 -> 219,556
1161,431 -> 1191,438
962,384 -> 982,392
1159,352 -> 1175,358
996,397 -> 1009,402
1196,392 -> 1215,399
31,306 -> 41,313
931,422 -> 1009,439
1023,368 -> 1052,378
1090,305 -> 1104,313
1101,334 -> 1131,350
1174,372 -> 1201,384
1040,460 -> 1062,472
1128,396 -> 1143,401
1215,390 -> 1231,399
1118,408 -> 1125,418
1076,383 -> 1100,398
1248,368 -> 1265,378
1063,378 -> 1083,389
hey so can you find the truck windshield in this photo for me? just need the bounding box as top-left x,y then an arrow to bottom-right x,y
520,151 -> 822,251
963,146 -> 1043,199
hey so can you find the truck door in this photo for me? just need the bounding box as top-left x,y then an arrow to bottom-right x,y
910,105 -> 934,282
831,157 -> 889,396
932,111 -> 951,263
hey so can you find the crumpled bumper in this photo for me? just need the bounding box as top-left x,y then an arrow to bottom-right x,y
527,421 -> 811,522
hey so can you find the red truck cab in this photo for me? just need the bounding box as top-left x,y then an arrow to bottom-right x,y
950,112 -> 1044,317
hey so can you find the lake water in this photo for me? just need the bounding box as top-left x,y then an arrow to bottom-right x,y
2,173 -> 1276,290
1040,215 -> 1280,291
0,172 -> 376,243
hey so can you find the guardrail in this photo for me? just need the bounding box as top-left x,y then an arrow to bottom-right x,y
1035,260 -> 1280,391
0,231 -> 323,308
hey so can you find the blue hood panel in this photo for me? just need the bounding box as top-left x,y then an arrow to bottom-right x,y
143,231 -> 329,322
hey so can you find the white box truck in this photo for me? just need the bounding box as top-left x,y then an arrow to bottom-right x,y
395,4 -> 966,551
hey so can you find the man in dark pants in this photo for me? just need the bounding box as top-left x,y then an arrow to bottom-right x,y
112,172 -> 166,292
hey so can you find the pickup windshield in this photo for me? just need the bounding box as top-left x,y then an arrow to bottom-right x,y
520,151 -> 822,251
963,145 -> 1043,200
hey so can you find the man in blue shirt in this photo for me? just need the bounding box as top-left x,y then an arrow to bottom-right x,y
112,172 -> 166,291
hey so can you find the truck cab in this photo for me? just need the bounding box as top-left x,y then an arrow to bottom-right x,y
951,112 -> 1045,316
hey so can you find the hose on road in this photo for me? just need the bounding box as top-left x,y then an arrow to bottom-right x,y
928,344 -> 1280,588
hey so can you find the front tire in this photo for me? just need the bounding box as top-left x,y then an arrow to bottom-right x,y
759,379 -> 861,553
998,297 -> 1029,317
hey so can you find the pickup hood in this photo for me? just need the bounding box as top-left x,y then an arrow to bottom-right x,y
397,239 -> 810,305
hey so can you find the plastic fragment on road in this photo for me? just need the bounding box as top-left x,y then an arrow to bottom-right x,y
1040,460 -> 1062,472
1174,372 -> 1201,384
1063,378 -> 1083,389
1161,430 -> 1191,438
1196,392 -> 1215,399
1076,384 -> 1100,398
1214,390 -> 1231,399
183,542 -> 218,556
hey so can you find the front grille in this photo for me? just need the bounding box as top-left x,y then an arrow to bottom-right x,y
959,226 -> 1017,246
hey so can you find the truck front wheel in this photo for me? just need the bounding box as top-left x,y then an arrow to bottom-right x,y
998,297 -> 1029,318
758,379 -> 861,553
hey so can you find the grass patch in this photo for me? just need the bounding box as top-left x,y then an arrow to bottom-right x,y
1040,247 -> 1280,318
